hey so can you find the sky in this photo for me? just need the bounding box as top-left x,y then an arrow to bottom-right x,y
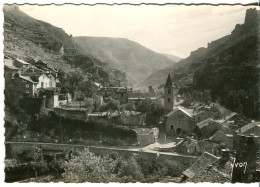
19,5 -> 252,58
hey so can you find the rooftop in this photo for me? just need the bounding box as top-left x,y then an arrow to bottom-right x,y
197,118 -> 215,129
209,130 -> 233,141
166,106 -> 196,118
4,59 -> 18,70
183,152 -> 220,179
15,58 -> 30,65
19,75 -> 37,83
235,122 -> 260,134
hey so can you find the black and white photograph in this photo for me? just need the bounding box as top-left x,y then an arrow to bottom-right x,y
2,0 -> 260,183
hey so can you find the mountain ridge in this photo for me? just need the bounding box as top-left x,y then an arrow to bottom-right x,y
4,5 -> 128,86
74,36 -> 177,87
140,8 -> 259,119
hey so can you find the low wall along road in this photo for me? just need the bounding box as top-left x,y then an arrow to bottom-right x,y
5,141 -> 198,166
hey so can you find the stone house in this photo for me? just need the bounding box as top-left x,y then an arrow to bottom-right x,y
13,58 -> 30,68
209,130 -> 234,149
235,122 -> 260,135
183,152 -> 232,183
45,94 -> 59,109
133,128 -> 159,146
162,74 -> 213,138
35,73 -> 56,89
196,118 -> 221,138
4,58 -> 18,82
164,107 -> 195,137
12,74 -> 38,98
174,138 -> 199,155
174,138 -> 221,156
100,87 -> 128,104
234,122 -> 260,146
32,60 -> 48,69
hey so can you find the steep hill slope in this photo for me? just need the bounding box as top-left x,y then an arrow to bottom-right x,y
141,8 -> 259,119
73,37 -> 176,86
4,5 -> 127,85
162,53 -> 182,62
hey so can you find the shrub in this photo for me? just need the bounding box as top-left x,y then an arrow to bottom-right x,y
119,156 -> 144,180
62,149 -> 119,182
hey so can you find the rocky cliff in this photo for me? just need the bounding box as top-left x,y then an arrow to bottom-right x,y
140,8 -> 259,119
4,5 -> 128,85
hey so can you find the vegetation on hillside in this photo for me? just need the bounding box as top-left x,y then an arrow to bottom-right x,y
74,37 -> 177,86
141,8 -> 259,119
6,147 -> 184,182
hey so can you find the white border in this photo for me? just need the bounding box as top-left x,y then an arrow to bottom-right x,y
0,0 -> 259,187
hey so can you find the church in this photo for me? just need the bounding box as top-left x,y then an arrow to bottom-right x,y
162,74 -> 208,138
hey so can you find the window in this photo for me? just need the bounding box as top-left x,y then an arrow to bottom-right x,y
168,89 -> 171,94
170,125 -> 173,130
168,98 -> 170,103
41,82 -> 44,88
26,84 -> 29,88
121,93 -> 123,97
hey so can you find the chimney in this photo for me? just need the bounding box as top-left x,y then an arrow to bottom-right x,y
221,149 -> 230,159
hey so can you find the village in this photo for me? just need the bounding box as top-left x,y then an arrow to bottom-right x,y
4,52 -> 260,182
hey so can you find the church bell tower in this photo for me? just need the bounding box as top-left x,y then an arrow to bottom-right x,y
164,73 -> 174,113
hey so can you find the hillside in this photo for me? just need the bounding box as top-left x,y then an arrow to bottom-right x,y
140,8 -> 259,119
3,5 -> 128,86
74,37 -> 176,86
162,53 -> 182,62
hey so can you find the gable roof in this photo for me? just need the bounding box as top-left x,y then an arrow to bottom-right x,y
19,75 -> 37,83
187,159 -> 233,183
4,59 -> 18,70
209,130 -> 233,141
197,118 -> 215,129
166,106 -> 194,118
183,152 -> 219,178
235,122 -> 260,134
15,58 -> 30,65
224,112 -> 238,122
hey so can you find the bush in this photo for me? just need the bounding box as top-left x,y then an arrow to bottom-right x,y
62,149 -> 119,182
18,146 -> 43,162
119,156 -> 144,180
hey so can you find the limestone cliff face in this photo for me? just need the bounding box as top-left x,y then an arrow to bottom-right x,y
4,5 -> 128,85
141,8 -> 259,119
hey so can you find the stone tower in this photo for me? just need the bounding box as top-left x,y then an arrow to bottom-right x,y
164,73 -> 174,113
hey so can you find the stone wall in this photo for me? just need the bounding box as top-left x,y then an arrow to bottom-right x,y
53,108 -> 88,121
5,142 -> 197,166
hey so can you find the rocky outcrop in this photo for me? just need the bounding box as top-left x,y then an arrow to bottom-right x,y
4,5 -> 129,86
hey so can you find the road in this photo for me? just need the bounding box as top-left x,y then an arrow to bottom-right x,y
5,141 -> 198,159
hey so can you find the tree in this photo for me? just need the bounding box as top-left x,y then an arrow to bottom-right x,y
75,91 -> 85,109
18,146 -> 48,178
119,156 -> 144,180
84,98 -> 94,112
136,99 -> 152,114
62,149 -> 119,182
122,102 -> 136,112
99,98 -> 121,117
203,90 -> 212,104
